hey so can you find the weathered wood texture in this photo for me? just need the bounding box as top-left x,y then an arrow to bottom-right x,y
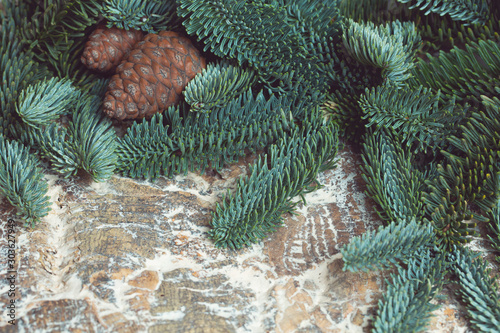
0,145 -> 487,332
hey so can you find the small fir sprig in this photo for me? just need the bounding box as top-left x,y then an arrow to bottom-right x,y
373,247 -> 449,333
449,246 -> 500,332
15,77 -> 77,129
361,130 -> 426,223
341,218 -> 436,272
342,19 -> 421,85
209,112 -> 339,249
184,61 -> 257,113
0,135 -> 50,227
360,84 -> 464,153
96,0 -> 179,33
35,94 -> 117,182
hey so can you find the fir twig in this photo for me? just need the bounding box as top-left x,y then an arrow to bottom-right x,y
373,247 -> 448,333
209,112 -> 339,249
15,77 -> 77,129
0,135 -> 50,226
450,246 -> 500,332
341,218 -> 436,272
361,130 -> 426,223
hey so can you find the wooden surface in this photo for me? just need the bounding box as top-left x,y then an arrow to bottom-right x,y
0,144 -> 485,332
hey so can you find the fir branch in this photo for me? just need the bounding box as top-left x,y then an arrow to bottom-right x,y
359,84 -> 465,152
117,90 -> 293,179
36,94 -> 117,182
488,198 -> 500,264
0,135 -> 50,226
37,124 -> 80,177
407,40 -> 500,107
184,61 -> 257,113
341,218 -> 436,272
69,95 -> 117,182
0,22 -> 49,123
373,247 -> 448,333
177,0 -> 331,92
361,130 -> 426,223
339,0 -> 392,23
97,0 -> 179,33
342,19 -> 421,85
396,0 -> 490,25
15,0 -> 100,68
208,112 -> 339,249
15,77 -> 77,129
424,95 -> 500,247
423,160 -> 481,247
449,246 -> 500,332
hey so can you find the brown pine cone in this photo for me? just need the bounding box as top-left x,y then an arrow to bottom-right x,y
103,31 -> 206,120
81,25 -> 144,72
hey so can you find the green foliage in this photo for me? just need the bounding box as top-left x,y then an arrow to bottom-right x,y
414,8 -> 500,53
449,246 -> 500,332
11,0 -> 99,69
339,0 -> 390,23
96,0 -> 180,33
342,19 -> 421,85
209,112 -> 339,249
423,95 -> 500,248
177,0 -> 339,92
0,135 -> 50,226
360,84 -> 464,152
117,90 -> 293,179
361,130 -> 426,223
36,94 -> 117,182
488,198 -> 500,264
15,77 -> 77,129
0,23 -> 49,134
373,247 -> 448,333
341,218 -> 436,272
184,61 -> 257,113
396,0 -> 490,25
407,40 -> 500,107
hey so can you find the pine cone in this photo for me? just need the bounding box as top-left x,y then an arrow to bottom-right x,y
81,25 -> 144,72
103,31 -> 206,120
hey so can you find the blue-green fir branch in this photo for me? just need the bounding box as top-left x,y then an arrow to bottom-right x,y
396,0 -> 490,25
360,84 -> 465,153
0,22 -> 49,130
177,0 -> 332,93
15,77 -> 77,129
208,113 -> 339,249
342,19 -> 421,85
184,61 -> 257,113
449,246 -> 500,332
373,247 -> 449,333
0,135 -> 51,227
68,96 -> 117,182
407,40 -> 500,106
361,130 -> 426,223
341,218 -> 436,272
14,0 -> 100,67
117,90 -> 293,179
35,94 -> 117,182
423,95 -> 500,247
97,0 -> 179,33
488,198 -> 500,264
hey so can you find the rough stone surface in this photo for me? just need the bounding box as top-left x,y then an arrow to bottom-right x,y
0,144 -> 497,332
